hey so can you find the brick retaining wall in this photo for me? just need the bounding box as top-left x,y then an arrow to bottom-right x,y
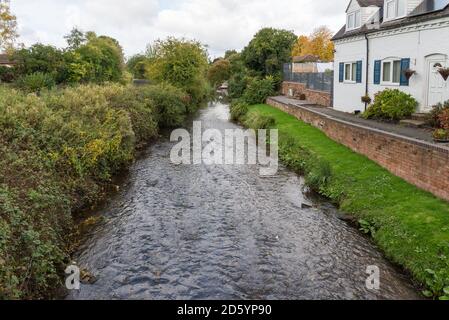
267,97 -> 449,202
281,81 -> 332,108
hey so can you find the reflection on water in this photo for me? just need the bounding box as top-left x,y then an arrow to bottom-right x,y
68,102 -> 419,300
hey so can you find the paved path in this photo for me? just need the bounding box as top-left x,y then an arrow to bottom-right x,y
271,96 -> 435,143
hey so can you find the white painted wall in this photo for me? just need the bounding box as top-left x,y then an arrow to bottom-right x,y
333,16 -> 449,113
334,37 -> 367,113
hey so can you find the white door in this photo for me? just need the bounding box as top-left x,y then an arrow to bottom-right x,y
426,57 -> 447,111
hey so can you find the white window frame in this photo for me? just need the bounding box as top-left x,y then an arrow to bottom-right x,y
384,0 -> 407,21
344,62 -> 358,83
381,59 -> 402,86
347,10 -> 362,31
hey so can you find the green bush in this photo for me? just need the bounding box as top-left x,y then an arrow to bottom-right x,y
230,100 -> 249,122
0,66 -> 16,83
15,72 -> 56,93
243,110 -> 276,130
140,83 -> 188,128
242,76 -> 276,105
364,89 -> 418,121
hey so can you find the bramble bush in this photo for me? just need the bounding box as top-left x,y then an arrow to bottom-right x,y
363,89 -> 418,121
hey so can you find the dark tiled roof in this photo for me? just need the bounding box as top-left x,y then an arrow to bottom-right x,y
334,3 -> 449,41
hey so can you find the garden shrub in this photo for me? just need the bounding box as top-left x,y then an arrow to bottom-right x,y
428,100 -> 449,128
15,72 -> 56,93
242,76 -> 276,105
364,89 -> 418,121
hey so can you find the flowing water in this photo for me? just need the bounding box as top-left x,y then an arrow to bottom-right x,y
68,102 -> 419,300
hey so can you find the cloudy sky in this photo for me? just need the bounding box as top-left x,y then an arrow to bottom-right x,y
11,0 -> 347,59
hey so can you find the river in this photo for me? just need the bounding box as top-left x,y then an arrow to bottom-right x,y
68,101 -> 419,300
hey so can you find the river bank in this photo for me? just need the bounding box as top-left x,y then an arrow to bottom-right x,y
67,101 -> 418,300
235,103 -> 449,299
0,83 -> 196,299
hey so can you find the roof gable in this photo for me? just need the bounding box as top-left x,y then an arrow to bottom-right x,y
346,0 -> 384,12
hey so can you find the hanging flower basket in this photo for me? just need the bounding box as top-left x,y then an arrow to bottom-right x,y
438,67 -> 449,81
403,69 -> 416,80
361,95 -> 372,104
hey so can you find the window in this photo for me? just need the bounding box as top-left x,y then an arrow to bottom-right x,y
347,10 -> 361,30
382,59 -> 401,85
385,0 -> 407,20
344,62 -> 358,82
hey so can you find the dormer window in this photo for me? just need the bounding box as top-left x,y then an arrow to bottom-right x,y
347,10 -> 362,30
385,0 -> 407,20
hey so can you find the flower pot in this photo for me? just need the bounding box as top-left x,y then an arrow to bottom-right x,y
433,129 -> 449,143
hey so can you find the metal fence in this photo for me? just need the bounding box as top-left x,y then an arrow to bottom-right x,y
283,64 -> 333,93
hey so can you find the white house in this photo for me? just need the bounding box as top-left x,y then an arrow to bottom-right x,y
332,0 -> 449,113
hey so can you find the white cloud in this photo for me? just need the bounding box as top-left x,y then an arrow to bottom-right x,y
11,0 -> 347,58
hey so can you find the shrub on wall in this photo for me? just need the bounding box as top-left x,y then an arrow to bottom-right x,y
363,89 -> 418,121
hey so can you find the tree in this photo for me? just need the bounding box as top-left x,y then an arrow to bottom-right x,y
13,44 -> 68,83
291,26 -> 335,62
241,28 -> 297,77
291,35 -> 310,57
64,28 -> 87,50
127,54 -> 149,79
207,58 -> 231,87
66,32 -> 125,83
146,37 -> 209,104
224,50 -> 237,59
0,1 -> 18,51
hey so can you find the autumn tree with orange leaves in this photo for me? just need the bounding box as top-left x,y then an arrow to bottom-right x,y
291,26 -> 335,62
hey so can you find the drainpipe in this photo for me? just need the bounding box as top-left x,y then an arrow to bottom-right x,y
364,33 -> 370,112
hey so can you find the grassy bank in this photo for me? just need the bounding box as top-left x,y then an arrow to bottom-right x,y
0,83 -> 194,299
238,103 -> 449,299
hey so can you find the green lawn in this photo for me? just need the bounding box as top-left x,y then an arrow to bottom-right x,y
247,104 -> 449,298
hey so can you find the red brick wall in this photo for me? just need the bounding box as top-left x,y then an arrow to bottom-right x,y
267,97 -> 449,202
282,81 -> 332,108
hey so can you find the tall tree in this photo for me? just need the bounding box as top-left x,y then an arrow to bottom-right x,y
291,35 -> 310,57
207,58 -> 231,87
146,37 -> 209,103
241,28 -> 297,77
0,1 -> 18,51
64,28 -> 87,50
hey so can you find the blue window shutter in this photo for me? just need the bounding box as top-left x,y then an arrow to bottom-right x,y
400,58 -> 411,86
374,60 -> 381,85
356,61 -> 363,83
339,63 -> 344,83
